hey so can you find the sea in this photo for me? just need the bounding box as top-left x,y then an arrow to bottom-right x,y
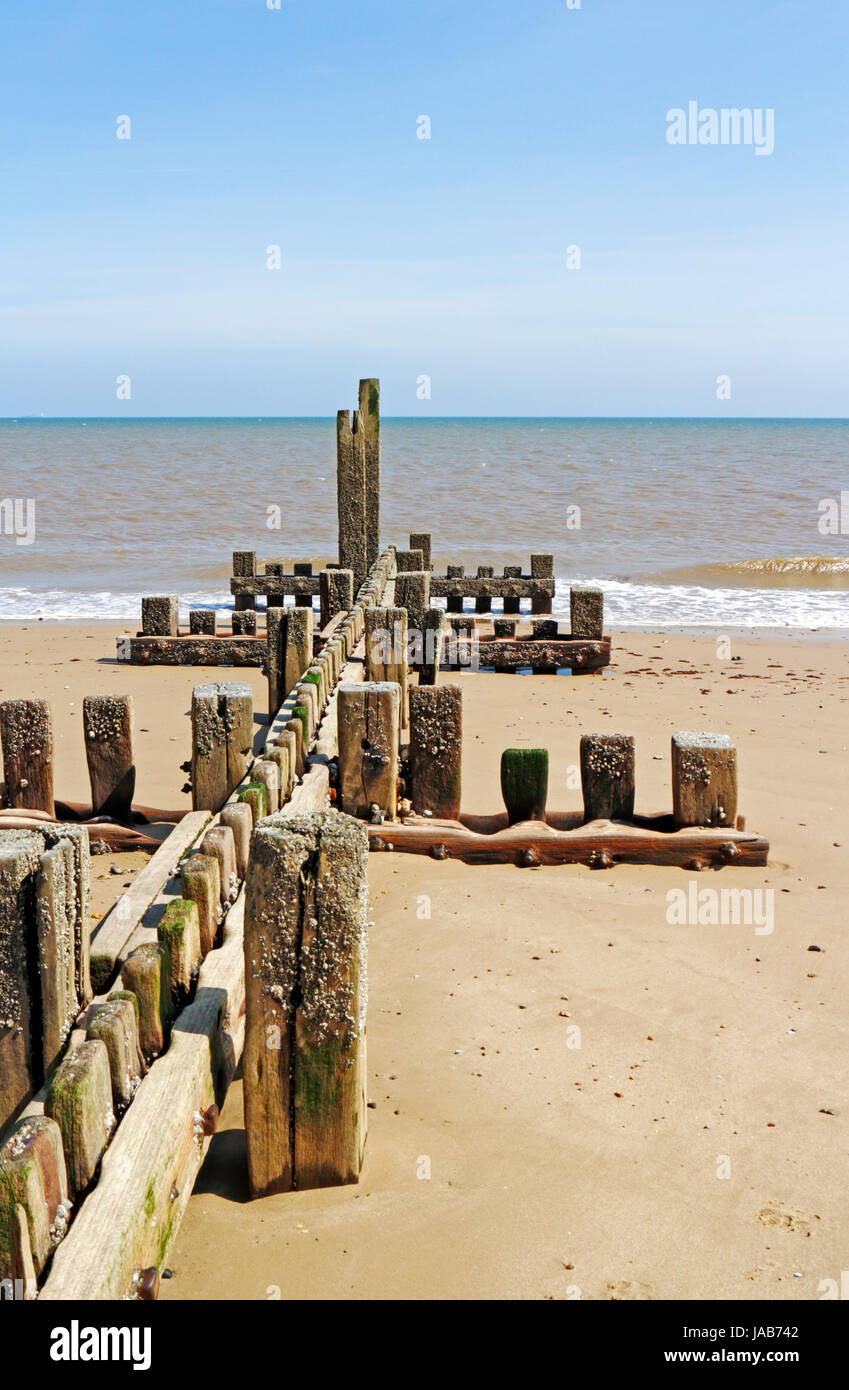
1,417 -> 847,630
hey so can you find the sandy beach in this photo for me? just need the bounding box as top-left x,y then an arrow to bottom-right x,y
2,621 -> 845,1300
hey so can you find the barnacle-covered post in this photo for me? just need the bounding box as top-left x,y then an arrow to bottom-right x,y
337,682 -> 400,820
580,734 -> 636,822
243,811 -> 369,1196
0,698 -> 55,816
408,685 -> 463,819
190,682 -> 254,811
671,732 -> 738,829
82,694 -> 135,819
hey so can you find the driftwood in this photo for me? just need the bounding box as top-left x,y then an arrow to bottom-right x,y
445,637 -> 611,673
366,812 -> 768,868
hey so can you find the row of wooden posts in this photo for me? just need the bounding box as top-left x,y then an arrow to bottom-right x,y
0,544 -> 397,1295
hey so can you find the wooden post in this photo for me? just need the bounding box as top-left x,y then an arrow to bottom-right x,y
46,824 -> 92,1008
320,568 -> 354,629
10,1203 -> 37,1298
0,1114 -> 69,1280
337,410 -> 367,590
284,717 -> 305,778
359,378 -> 381,571
266,607 -> 286,716
396,548 -> 424,572
580,734 -> 636,821
503,565 -> 521,614
199,825 -> 237,904
409,686 -> 462,819
141,596 -> 178,636
337,682 -> 400,820
671,732 -> 738,829
243,810 -> 368,1196
85,997 -> 143,1112
446,565 -> 465,613
293,562 -> 314,609
0,834 -> 42,1130
409,532 -> 432,570
395,571 -> 431,634
232,552 -> 257,612
253,758 -> 281,816
500,748 -> 549,824
1,699 -> 55,815
365,607 -> 408,727
419,606 -> 445,685
232,609 -> 257,635
45,1040 -> 114,1200
36,839 -> 78,1075
180,853 -> 221,957
238,781 -> 268,824
121,944 -> 171,1063
475,566 -> 494,614
189,610 -> 217,635
191,682 -> 254,811
219,803 -> 253,879
157,899 -> 202,1006
82,694 -> 135,820
272,729 -> 298,794
285,608 -> 314,703
570,585 -> 604,639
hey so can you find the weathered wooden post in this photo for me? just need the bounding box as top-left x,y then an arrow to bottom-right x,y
395,571 -> 431,636
285,608 -> 314,703
121,943 -> 171,1062
191,682 -> 254,811
199,825 -> 237,904
232,609 -> 257,635
0,1114 -> 69,1281
157,899 -> 202,1005
253,758 -> 281,815
141,596 -> 179,635
82,694 -> 135,819
337,410 -> 367,591
266,607 -> 286,716
45,1040 -> 115,1200
365,606 -> 408,726
36,840 -> 78,1074
189,610 -> 217,635
501,749 -> 549,824
671,732 -> 738,829
219,802 -> 253,879
232,552 -> 257,611
0,834 -> 42,1130
419,606 -> 445,685
1,699 -> 55,816
320,567 -> 354,629
337,682 -> 400,820
531,555 -> 554,615
475,566 -> 493,614
408,685 -> 463,819
409,532 -> 432,570
243,811 -> 368,1196
85,996 -> 143,1112
445,565 -> 465,613
580,734 -> 636,821
503,565 -> 522,615
396,548 -> 424,572
570,585 -> 604,639
180,853 -> 221,957
359,378 -> 380,570
293,561 -> 314,609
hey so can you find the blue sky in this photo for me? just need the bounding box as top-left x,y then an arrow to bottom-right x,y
1,0 -> 847,416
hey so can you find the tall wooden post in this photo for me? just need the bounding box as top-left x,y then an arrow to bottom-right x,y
243,811 -> 368,1196
365,607 -> 408,727
409,686 -> 462,819
337,410 -> 367,591
1,699 -> 55,816
337,682 -> 400,820
0,834 -> 42,1130
359,378 -> 380,570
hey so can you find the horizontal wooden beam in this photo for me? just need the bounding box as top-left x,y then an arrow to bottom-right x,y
430,577 -> 555,598
445,638 -> 611,672
367,814 -> 768,868
230,576 -> 320,596
118,636 -> 267,667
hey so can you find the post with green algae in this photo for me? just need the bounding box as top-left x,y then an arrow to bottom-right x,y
180,853 -> 221,957
238,780 -> 268,825
157,898 -> 202,1006
0,1113 -> 70,1282
44,1040 -> 115,1202
121,942 -> 172,1063
243,810 -> 369,1197
85,996 -> 144,1112
500,748 -> 549,825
